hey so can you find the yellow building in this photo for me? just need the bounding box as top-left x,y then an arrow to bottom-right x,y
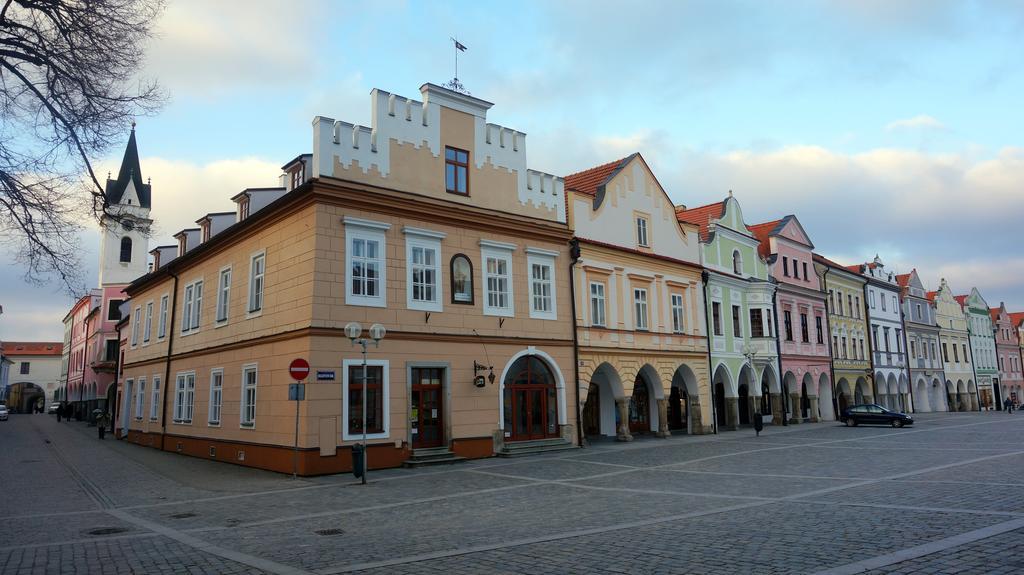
119,83 -> 577,474
813,254 -> 874,411
565,154 -> 711,439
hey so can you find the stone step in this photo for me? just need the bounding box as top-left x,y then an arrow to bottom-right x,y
497,438 -> 577,458
402,449 -> 467,468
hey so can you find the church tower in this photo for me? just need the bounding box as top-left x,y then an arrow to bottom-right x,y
98,125 -> 152,286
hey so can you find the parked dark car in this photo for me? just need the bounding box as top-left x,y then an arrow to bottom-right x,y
840,404 -> 913,427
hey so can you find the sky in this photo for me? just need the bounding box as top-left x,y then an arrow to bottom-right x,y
3,0 -> 1024,342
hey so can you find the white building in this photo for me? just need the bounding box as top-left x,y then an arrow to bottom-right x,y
0,342 -> 64,411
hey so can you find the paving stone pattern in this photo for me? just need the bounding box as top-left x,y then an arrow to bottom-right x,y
2,411 -> 1024,574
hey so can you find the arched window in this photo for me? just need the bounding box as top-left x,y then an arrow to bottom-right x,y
502,355 -> 558,441
732,250 -> 742,275
120,237 -> 132,263
450,254 -> 474,304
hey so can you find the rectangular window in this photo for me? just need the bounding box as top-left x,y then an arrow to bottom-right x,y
209,369 -> 223,425
911,340 -> 917,358
816,316 -> 824,344
784,310 -> 793,341
181,280 -> 203,332
782,256 -> 790,276
216,267 -> 231,322
150,376 -> 160,421
135,379 -> 145,420
841,336 -> 848,359
829,289 -> 835,312
892,296 -> 898,312
248,252 -> 265,313
158,295 -> 168,339
351,237 -> 382,300
241,365 -> 257,427
483,250 -> 513,316
915,303 -> 922,320
143,302 -> 153,343
800,313 -> 809,343
881,293 -> 887,311
590,282 -> 606,327
802,262 -> 808,280
445,147 -> 469,195
859,339 -> 865,360
884,327 -> 891,352
107,299 -> 124,321
838,292 -> 844,316
792,258 -> 799,279
749,308 -> 765,338
895,329 -> 902,353
409,240 -> 441,311
131,307 -> 141,346
952,344 -> 958,363
634,288 -> 649,331
346,363 -> 386,437
931,342 -> 937,361
712,302 -> 723,336
173,372 -> 195,423
528,254 -> 556,320
732,305 -> 742,338
18,361 -> 29,375
854,297 -> 860,318
848,295 -> 853,318
869,291 -> 876,308
671,294 -> 685,334
962,344 -> 968,363
104,339 -> 118,362
833,335 -> 839,356
636,216 -> 649,247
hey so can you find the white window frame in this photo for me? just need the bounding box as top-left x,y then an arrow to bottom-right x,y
216,265 -> 232,324
590,281 -> 606,327
143,301 -> 153,344
344,217 -> 390,308
527,248 -> 557,320
157,294 -> 168,339
634,288 -> 649,331
131,306 -> 141,347
481,241 -> 515,317
241,363 -> 257,428
173,371 -> 195,424
181,279 -> 203,334
636,216 -> 649,247
248,250 -> 266,315
209,368 -> 223,426
671,293 -> 685,334
150,376 -> 160,421
404,228 -> 444,312
341,358 -> 390,441
134,378 -> 146,420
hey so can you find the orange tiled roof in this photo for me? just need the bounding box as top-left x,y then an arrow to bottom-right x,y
925,291 -> 938,302
895,271 -> 913,289
954,295 -> 968,309
990,307 -> 1004,323
1008,312 -> 1024,329
749,219 -> 783,259
1,342 -> 63,356
813,253 -> 851,270
675,200 -> 727,241
845,264 -> 865,274
563,155 -> 635,196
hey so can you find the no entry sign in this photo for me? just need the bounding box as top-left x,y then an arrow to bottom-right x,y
288,358 -> 310,381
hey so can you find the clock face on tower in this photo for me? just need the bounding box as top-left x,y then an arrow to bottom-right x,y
121,220 -> 135,231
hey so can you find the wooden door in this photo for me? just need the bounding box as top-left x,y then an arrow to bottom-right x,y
411,367 -> 444,449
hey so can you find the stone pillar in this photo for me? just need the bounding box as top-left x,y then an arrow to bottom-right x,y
656,398 -> 670,438
615,398 -> 633,441
770,393 -> 783,425
808,397 -> 820,423
724,397 -> 739,431
689,396 -> 708,434
789,393 -> 802,423
957,393 -> 969,412
969,393 -> 978,412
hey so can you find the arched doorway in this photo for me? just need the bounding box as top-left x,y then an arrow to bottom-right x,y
668,385 -> 686,432
737,383 -> 750,426
782,371 -> 798,424
994,380 -> 1004,410
874,372 -> 886,408
930,379 -> 945,412
583,363 -> 626,440
670,364 -> 700,434
967,380 -> 978,410
837,378 -> 852,413
855,377 -> 869,405
915,378 -> 929,412
502,355 -> 560,441
712,364 -> 734,430
800,373 -> 813,421
818,373 -> 835,421
6,382 -> 45,413
956,380 -> 967,411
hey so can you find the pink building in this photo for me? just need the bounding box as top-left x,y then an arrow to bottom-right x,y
751,216 -> 835,422
991,303 -> 1023,406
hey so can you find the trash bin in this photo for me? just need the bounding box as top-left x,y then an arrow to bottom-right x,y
352,443 -> 365,479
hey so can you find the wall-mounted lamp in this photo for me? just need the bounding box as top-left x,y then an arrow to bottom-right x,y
474,361 -> 495,388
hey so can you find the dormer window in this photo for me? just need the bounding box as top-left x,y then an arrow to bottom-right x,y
732,250 -> 742,275
239,198 -> 250,220
636,216 -> 649,247
201,223 -> 210,242
290,165 -> 304,190
178,237 -> 186,256
445,147 -> 469,195
120,237 -> 132,263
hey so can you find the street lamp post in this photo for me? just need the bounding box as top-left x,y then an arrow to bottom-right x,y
344,321 -> 386,485
742,343 -> 758,426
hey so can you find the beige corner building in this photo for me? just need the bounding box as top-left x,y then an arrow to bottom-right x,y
565,154 -> 711,440
119,83 -> 577,474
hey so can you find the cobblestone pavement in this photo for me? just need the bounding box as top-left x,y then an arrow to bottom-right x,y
2,412 -> 1024,574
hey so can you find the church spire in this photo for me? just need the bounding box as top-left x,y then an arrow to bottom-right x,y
104,123 -> 151,209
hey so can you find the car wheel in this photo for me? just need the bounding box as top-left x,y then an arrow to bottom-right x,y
846,419 -> 857,427
892,419 -> 904,428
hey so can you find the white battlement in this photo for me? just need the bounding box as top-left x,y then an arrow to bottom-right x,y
311,83 -> 564,222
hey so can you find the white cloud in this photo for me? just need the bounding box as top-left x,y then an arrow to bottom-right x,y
885,114 -> 947,132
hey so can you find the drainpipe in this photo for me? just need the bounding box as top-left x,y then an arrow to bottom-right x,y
568,239 -> 584,448
701,270 -> 717,434
966,316 -> 981,410
160,272 -> 180,449
769,279 -> 785,425
863,281 -> 880,404
112,322 -> 122,436
821,268 -> 839,419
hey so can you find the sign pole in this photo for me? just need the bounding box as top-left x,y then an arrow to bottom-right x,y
286,358 -> 310,479
293,386 -> 300,479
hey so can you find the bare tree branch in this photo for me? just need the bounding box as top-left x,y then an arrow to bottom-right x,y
0,0 -> 165,292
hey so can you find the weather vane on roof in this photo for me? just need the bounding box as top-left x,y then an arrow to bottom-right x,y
442,37 -> 470,95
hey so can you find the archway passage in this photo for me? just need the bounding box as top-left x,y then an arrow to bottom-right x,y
837,378 -> 852,414
582,383 -> 601,437
930,379 -> 945,412
583,363 -> 625,439
915,378 -> 929,412
818,373 -> 835,421
670,364 -> 700,434
668,385 -> 687,432
629,373 -> 652,434
503,355 -> 559,441
738,384 -> 750,426
800,374 -> 812,421
714,382 -> 727,428
855,377 -> 870,405
6,382 -> 45,413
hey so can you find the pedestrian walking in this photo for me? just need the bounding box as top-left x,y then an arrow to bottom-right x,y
1003,397 -> 1013,413
56,404 -> 62,422
96,412 -> 109,439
